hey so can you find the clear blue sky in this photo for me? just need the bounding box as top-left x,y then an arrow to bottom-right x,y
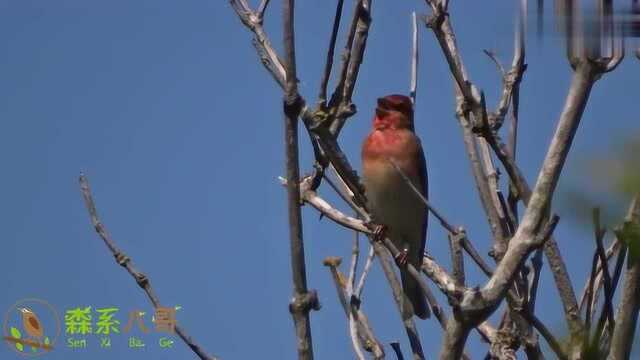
1,1 -> 639,359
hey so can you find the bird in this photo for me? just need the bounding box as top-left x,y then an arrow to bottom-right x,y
361,94 -> 429,319
18,308 -> 44,341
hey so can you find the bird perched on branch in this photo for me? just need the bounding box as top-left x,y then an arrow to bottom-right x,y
19,307 -> 44,341
361,94 -> 429,319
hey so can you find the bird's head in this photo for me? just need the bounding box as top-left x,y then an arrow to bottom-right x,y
373,94 -> 414,131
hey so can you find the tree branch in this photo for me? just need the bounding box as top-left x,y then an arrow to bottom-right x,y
609,195 -> 640,360
79,174 -> 218,360
375,243 -> 425,359
322,257 -> 385,359
329,0 -> 372,135
410,11 -> 419,106
592,208 -> 615,336
230,0 -> 286,88
282,2 -> 318,358
318,0 -> 345,106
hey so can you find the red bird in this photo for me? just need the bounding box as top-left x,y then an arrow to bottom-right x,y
361,94 -> 429,319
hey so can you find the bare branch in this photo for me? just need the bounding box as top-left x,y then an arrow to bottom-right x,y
585,246 -> 600,338
488,1 -> 527,132
461,236 -> 495,277
349,310 -> 366,360
461,121 -> 510,261
348,230 -> 359,293
522,310 -> 568,360
527,249 -> 543,311
592,208 -> 615,335
440,319 -> 472,360
355,245 -> 375,297
579,240 -> 620,316
422,254 -> 465,301
322,257 -> 385,359
390,341 -> 404,360
375,243 -> 425,359
257,0 -> 270,20
386,158 -> 456,234
421,3 -> 612,357
387,157 -> 494,276
609,195 -> 640,359
298,186 -> 370,234
449,231 -> 466,286
282,2 -> 317,358
482,62 -> 599,319
478,138 -> 510,259
483,49 -> 506,76
230,0 -> 286,88
329,0 -> 373,135
318,0 -> 345,106
410,11 -> 419,106
79,174 -> 218,360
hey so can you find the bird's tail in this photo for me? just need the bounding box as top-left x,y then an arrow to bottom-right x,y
401,268 -> 430,319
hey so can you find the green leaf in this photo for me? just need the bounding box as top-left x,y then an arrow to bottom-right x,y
44,337 -> 50,345
618,221 -> 640,261
15,342 -> 24,352
10,327 -> 21,339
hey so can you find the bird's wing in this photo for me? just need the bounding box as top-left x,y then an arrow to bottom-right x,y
416,137 -> 428,258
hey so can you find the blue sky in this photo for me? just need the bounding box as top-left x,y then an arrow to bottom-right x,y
1,1 -> 639,359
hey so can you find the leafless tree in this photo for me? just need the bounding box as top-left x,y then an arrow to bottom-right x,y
79,1 -> 640,359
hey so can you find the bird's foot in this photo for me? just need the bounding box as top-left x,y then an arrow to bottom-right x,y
371,224 -> 387,242
395,248 -> 409,267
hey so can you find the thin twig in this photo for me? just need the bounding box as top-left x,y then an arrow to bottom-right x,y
348,230 -> 360,294
375,243 -> 425,359
578,240 -> 620,315
329,0 -> 373,135
527,248 -> 543,311
323,257 -> 385,358
79,174 -> 218,360
386,158 -> 457,234
584,247 -> 599,339
592,208 -> 615,334
387,156 -> 494,277
349,310 -> 366,360
410,11 -> 419,106
230,0 -> 286,88
478,138 -> 510,260
460,237 -> 494,277
609,195 -> 640,359
318,0 -> 345,106
355,245 -> 375,298
257,0 -> 271,20
522,311 -> 568,360
390,342 -> 405,360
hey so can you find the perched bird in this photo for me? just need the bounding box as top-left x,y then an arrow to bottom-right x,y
19,308 -> 44,341
361,94 -> 429,319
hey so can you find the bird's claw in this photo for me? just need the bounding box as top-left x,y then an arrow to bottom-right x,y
372,224 -> 387,242
395,249 -> 409,267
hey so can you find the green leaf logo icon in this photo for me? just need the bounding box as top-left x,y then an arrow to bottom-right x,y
10,327 -> 24,352
10,326 -> 21,339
